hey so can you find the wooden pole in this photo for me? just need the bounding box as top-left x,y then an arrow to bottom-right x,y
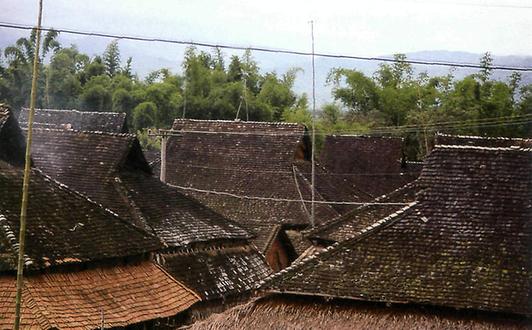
310,20 -> 316,227
13,1 -> 43,328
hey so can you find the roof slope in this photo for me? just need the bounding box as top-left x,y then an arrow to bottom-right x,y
266,146 -> 532,315
161,244 -> 272,301
0,261 -> 199,329
306,182 -> 419,244
0,160 -> 162,271
189,295 -> 529,330
318,135 -> 419,199
29,128 -> 252,247
165,119 -> 338,227
0,106 -> 26,166
18,108 -> 127,132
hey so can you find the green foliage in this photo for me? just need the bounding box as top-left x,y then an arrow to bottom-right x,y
1,30 -> 530,161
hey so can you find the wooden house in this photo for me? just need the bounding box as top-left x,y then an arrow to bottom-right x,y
162,119 -> 341,270
27,126 -> 271,319
190,144 -> 531,328
0,106 -> 200,328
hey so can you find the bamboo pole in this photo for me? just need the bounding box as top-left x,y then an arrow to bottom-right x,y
13,1 -> 43,329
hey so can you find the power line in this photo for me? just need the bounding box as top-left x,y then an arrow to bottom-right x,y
1,22 -> 532,72
166,115 -> 532,136
166,183 -> 412,206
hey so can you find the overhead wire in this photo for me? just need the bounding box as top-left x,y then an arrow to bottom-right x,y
1,22 -> 532,72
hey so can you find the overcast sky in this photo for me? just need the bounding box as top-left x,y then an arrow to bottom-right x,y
1,0 -> 531,56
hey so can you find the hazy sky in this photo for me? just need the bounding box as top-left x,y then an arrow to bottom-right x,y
1,0 -> 531,56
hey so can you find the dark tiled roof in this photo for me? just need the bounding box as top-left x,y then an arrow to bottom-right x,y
0,261 -> 199,329
306,182 -> 419,244
29,128 -> 252,247
165,119 -> 338,227
161,244 -> 272,300
0,161 -> 162,271
318,135 -> 419,199
18,108 -> 128,132
266,146 -> 532,316
284,230 -> 312,255
0,106 -> 26,166
435,133 -> 532,148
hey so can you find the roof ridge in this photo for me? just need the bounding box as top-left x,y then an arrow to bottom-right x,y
326,134 -> 404,140
434,144 -> 532,152
0,213 -> 34,267
436,132 -> 532,141
305,181 -> 418,238
21,107 -> 126,117
173,118 -> 304,127
259,202 -> 417,289
30,127 -> 135,138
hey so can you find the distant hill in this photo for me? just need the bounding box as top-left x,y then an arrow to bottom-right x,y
1,31 -> 530,106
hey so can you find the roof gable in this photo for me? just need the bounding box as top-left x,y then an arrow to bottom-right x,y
0,161 -> 162,271
0,105 -> 26,166
18,108 -> 128,133
266,146 -> 532,315
29,128 -> 253,247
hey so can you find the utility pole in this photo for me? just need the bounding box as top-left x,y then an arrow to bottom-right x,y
14,0 -> 43,329
310,20 -> 316,228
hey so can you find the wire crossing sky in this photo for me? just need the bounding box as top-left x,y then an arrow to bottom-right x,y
1,0 -> 531,56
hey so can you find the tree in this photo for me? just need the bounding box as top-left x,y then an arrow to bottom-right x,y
132,101 -> 157,130
103,40 -> 121,77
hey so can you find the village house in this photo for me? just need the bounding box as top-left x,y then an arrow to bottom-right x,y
0,106 -> 200,328
162,119 -> 341,270
190,143 -> 531,329
25,119 -> 271,319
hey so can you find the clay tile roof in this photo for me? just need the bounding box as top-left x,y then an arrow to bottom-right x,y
165,119 -> 339,228
18,108 -> 128,133
162,244 -> 272,300
265,146 -> 532,315
0,261 -> 199,329
306,182 -> 419,244
0,161 -> 162,272
318,135 -> 419,199
435,133 -> 532,148
29,128 -> 251,247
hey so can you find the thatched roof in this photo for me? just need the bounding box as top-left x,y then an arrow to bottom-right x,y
265,145 -> 532,316
18,107 -> 128,133
190,295 -> 529,330
0,261 -> 199,329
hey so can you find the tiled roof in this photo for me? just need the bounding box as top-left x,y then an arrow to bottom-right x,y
265,146 -> 532,315
18,108 -> 127,133
0,261 -> 199,329
305,182 -> 419,244
29,128 -> 252,247
165,119 -> 339,227
435,133 -> 532,148
0,106 -> 26,166
161,244 -> 272,300
0,160 -> 162,271
318,135 -> 419,199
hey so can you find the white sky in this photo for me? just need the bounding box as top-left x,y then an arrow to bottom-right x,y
1,0 -> 531,56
